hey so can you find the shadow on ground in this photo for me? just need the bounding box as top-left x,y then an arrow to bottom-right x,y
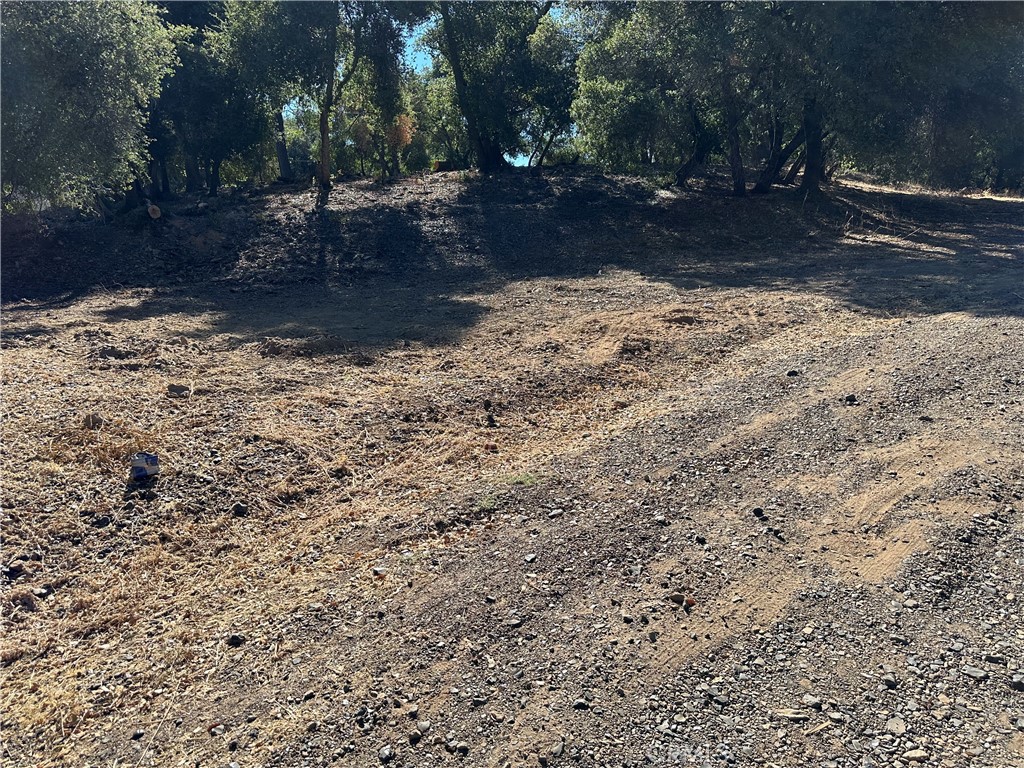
3,169 -> 1022,350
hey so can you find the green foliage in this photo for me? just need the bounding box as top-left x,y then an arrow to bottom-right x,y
2,0 -> 1021,212
1,1 -> 176,210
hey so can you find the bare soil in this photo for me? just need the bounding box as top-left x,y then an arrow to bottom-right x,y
2,171 -> 1023,768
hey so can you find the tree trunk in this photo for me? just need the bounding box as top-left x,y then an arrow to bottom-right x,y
159,158 -> 171,198
724,102 -> 745,196
208,159 -> 221,197
536,132 -> 556,167
800,96 -> 825,196
184,155 -> 201,194
316,23 -> 338,197
783,151 -> 804,185
753,126 -> 804,193
477,134 -> 505,174
439,3 -> 486,171
275,110 -> 293,181
675,101 -> 717,186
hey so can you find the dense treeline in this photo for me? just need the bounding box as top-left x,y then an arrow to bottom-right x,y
2,1 -> 1021,214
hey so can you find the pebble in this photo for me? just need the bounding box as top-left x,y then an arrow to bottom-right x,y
886,717 -> 906,734
962,666 -> 989,681
775,709 -> 809,722
230,502 -> 249,517
226,633 -> 246,648
525,553 -> 537,563
902,749 -> 929,762
378,745 -> 393,763
801,693 -> 822,710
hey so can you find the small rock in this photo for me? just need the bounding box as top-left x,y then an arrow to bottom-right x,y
455,741 -> 469,755
572,698 -> 590,710
881,673 -> 898,689
378,745 -> 393,763
752,507 -> 765,519
209,724 -> 226,737
886,717 -> 906,735
902,749 -> 928,762
525,553 -> 537,564
775,709 -> 809,722
416,720 -> 431,734
786,370 -> 800,377
230,502 -> 249,517
507,617 -> 523,628
801,694 -> 822,710
226,633 -> 246,648
131,729 -> 145,740
962,666 -> 989,681
83,413 -> 105,430
166,383 -> 191,398
844,394 -> 858,405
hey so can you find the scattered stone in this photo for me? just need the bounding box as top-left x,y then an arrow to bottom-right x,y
801,694 -> 822,710
507,617 -> 523,628
572,698 -> 590,710
131,729 -> 145,740
209,724 -> 226,737
226,633 -> 246,648
902,749 -> 929,762
166,383 -> 191,398
786,370 -> 800,377
83,413 -> 105,430
416,720 -> 431,734
775,709 -> 810,722
962,666 -> 989,681
751,507 -> 765,519
886,717 -> 906,735
378,745 -> 393,763
881,673 -> 898,689
230,502 -> 249,517
525,553 -> 537,563
844,394 -> 859,405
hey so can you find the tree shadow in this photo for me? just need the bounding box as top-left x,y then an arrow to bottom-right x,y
3,170 -> 1021,354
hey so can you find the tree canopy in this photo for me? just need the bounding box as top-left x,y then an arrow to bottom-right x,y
2,1 -> 1021,213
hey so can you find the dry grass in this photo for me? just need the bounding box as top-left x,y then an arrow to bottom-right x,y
2,175 -> 1022,766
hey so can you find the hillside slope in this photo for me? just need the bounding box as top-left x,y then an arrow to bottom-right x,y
3,172 -> 1023,767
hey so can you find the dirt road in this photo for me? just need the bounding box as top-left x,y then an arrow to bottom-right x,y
2,173 -> 1022,767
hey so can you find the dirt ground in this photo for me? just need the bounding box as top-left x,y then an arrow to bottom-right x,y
2,171 -> 1023,768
